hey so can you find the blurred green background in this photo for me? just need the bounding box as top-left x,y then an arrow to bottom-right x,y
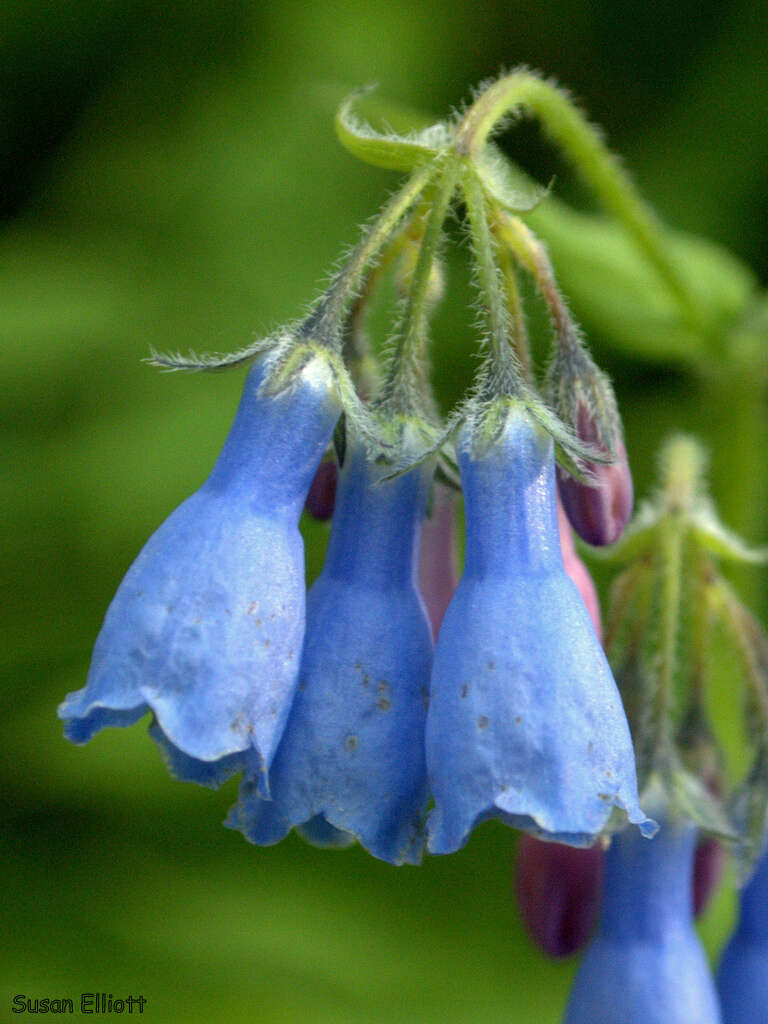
3,2 -> 767,1021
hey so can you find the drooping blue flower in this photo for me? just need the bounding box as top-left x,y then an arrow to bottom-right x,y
717,843 -> 768,1023
426,403 -> 652,853
564,820 -> 722,1024
226,442 -> 433,865
58,348 -> 341,788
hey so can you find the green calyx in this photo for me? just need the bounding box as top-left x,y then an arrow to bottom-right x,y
605,435 -> 768,860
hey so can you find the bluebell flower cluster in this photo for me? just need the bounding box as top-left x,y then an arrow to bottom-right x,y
564,819 -> 722,1024
58,89 -> 655,868
60,353 -> 652,867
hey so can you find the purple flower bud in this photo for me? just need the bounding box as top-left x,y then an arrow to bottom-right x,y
418,484 -> 459,639
693,835 -> 725,918
557,407 -> 633,547
515,829 -> 722,962
304,460 -> 338,520
558,501 -> 603,642
516,834 -> 604,958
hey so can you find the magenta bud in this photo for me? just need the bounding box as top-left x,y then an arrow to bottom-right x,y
304,460 -> 338,520
418,484 -> 459,639
693,835 -> 725,918
558,502 -> 603,642
516,834 -> 605,958
558,408 -> 633,546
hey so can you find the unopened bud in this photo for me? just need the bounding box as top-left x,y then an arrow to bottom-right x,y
418,484 -> 459,639
558,407 -> 633,546
304,460 -> 338,520
693,835 -> 725,917
515,834 -> 604,958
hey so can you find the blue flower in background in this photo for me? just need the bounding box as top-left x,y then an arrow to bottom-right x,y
58,349 -> 340,788
564,820 -> 721,1024
717,843 -> 768,1023
426,404 -> 652,853
226,443 -> 433,865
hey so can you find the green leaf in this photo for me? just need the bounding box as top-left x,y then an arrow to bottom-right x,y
665,765 -> 739,842
476,145 -> 548,213
335,88 -> 451,171
526,197 -> 757,367
691,504 -> 768,564
592,502 -> 662,562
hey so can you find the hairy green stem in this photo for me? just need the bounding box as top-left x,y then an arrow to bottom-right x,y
497,210 -> 580,352
719,584 -> 768,726
462,165 -> 525,389
489,213 -> 533,377
653,519 -> 684,760
382,157 -> 460,408
309,162 -> 436,343
454,71 -> 699,326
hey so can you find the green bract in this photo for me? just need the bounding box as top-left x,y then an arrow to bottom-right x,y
603,436 -> 768,859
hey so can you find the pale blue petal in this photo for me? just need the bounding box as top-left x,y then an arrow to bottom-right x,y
148,720 -> 245,789
717,845 -> 768,1023
228,447 -> 433,866
427,408 -> 651,853
59,354 -> 340,783
296,816 -> 356,849
565,823 -> 721,1024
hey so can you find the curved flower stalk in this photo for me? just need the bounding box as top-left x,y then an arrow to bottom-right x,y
226,440 -> 434,865
564,820 -> 722,1024
717,845 -> 768,1023
59,348 -> 341,787
426,403 -> 653,853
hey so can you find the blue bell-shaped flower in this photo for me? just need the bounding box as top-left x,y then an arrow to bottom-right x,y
226,442 -> 433,864
58,349 -> 341,787
717,844 -> 768,1023
564,821 -> 722,1024
426,403 -> 651,852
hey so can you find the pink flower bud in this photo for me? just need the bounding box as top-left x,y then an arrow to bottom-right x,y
516,834 -> 605,958
418,484 -> 459,639
557,408 -> 633,546
304,460 -> 338,520
693,835 -> 725,918
558,501 -> 603,642
515,828 -> 721,962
